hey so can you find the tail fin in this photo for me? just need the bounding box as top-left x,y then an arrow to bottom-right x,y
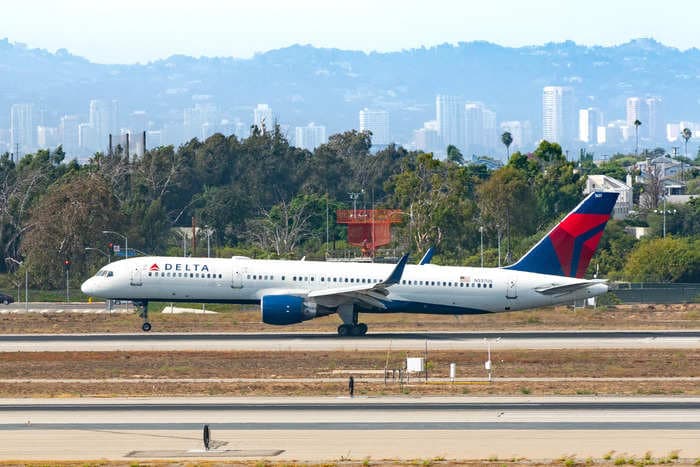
504,191 -> 618,278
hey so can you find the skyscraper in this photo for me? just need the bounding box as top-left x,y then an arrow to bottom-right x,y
10,103 -> 34,159
464,102 -> 484,151
578,108 -> 603,143
500,121 -> 533,153
436,95 -> 465,151
645,97 -> 663,143
89,99 -> 112,151
542,86 -> 575,145
295,123 -> 327,151
253,104 -> 274,131
59,115 -> 80,156
359,108 -> 390,147
626,97 -> 642,127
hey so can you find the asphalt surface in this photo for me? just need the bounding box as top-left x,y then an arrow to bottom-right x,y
1,330 -> 698,351
1,397 -> 699,460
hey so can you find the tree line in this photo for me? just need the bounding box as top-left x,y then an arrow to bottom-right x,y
1,126 -> 698,289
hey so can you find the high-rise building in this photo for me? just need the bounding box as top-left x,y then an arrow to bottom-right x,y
626,97 -> 642,128
464,102 -> 484,151
359,108 -> 390,147
436,95 -> 465,151
644,97 -> 663,142
578,108 -> 603,143
542,86 -> 575,145
36,126 -> 58,148
482,107 -> 498,152
413,120 -> 440,154
253,104 -> 273,131
184,103 -> 217,140
60,115 -> 80,156
87,99 -> 120,152
295,123 -> 327,151
500,121 -> 533,153
10,103 -> 34,158
78,123 -> 95,153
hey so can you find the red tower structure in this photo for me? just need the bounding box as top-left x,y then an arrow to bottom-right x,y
336,209 -> 403,256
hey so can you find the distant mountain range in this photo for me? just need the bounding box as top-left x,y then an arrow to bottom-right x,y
1,37 -> 700,144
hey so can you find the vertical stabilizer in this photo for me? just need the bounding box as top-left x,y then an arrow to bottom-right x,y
504,191 -> 618,278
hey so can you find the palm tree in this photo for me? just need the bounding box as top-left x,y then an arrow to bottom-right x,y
633,119 -> 642,157
501,131 -> 513,160
681,128 -> 692,182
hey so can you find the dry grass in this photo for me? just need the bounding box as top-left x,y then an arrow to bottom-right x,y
1,303 -> 699,334
1,349 -> 698,397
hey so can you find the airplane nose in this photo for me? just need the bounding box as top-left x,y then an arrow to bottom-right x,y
81,278 -> 95,295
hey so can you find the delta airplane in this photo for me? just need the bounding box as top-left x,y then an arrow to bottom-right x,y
81,191 -> 618,336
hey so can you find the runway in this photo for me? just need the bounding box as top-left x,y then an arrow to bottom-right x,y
0,330 -> 698,351
1,397 -> 699,461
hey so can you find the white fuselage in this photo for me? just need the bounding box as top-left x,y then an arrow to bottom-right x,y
81,256 -> 608,314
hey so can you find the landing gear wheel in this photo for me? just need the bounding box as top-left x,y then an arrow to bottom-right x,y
142,322 -> 152,332
357,323 -> 368,335
337,324 -> 351,336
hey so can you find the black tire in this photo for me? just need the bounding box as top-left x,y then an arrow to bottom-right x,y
2,299 -> 8,305
141,322 -> 152,332
337,324 -> 350,336
358,323 -> 368,335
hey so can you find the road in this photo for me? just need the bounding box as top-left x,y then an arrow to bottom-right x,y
1,397 -> 699,461
0,330 -> 698,351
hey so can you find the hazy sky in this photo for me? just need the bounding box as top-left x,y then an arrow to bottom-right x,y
3,0 -> 700,64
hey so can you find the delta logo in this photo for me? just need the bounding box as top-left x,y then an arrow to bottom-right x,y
149,263 -> 210,272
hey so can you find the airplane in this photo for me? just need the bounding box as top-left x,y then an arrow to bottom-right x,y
81,191 -> 618,336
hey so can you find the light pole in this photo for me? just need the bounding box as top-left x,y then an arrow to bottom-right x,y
204,227 -> 215,258
5,258 -> 28,312
496,224 -> 501,268
102,230 -> 128,259
85,247 -> 110,263
176,229 -> 188,257
479,226 -> 484,268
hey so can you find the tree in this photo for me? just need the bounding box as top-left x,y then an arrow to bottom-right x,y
501,131 -> 513,159
634,119 -> 642,157
681,128 -> 692,182
476,166 -> 535,262
446,145 -> 464,165
21,173 -> 122,288
246,195 -> 317,257
622,236 -> 699,283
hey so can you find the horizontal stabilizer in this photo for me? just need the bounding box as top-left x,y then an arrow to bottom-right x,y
534,280 -> 606,296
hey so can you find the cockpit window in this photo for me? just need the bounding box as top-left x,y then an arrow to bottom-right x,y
96,270 -> 114,277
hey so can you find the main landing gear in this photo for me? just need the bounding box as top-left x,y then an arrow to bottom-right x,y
337,305 -> 368,336
337,322 -> 368,337
134,300 -> 151,332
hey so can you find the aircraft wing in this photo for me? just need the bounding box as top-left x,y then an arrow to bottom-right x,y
306,254 -> 409,308
534,279 -> 607,296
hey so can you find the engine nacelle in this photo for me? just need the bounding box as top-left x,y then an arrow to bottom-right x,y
261,294 -> 318,325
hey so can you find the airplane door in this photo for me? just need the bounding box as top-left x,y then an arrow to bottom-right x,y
505,278 -> 517,310
130,267 -> 143,286
231,270 -> 243,289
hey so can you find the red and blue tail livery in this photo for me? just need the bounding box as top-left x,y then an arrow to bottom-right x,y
505,191 -> 618,278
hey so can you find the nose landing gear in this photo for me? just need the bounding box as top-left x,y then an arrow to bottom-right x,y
134,300 -> 151,332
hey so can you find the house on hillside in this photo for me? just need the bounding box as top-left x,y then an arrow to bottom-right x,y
583,174 -> 633,219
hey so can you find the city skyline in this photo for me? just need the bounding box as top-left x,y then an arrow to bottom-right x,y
3,87 -> 699,163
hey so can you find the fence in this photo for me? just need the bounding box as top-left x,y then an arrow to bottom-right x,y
609,282 -> 700,304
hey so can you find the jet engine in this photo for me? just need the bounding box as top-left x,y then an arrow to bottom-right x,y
261,294 -> 322,325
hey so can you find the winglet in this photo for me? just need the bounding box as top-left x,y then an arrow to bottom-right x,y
419,247 -> 435,265
382,253 -> 409,286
